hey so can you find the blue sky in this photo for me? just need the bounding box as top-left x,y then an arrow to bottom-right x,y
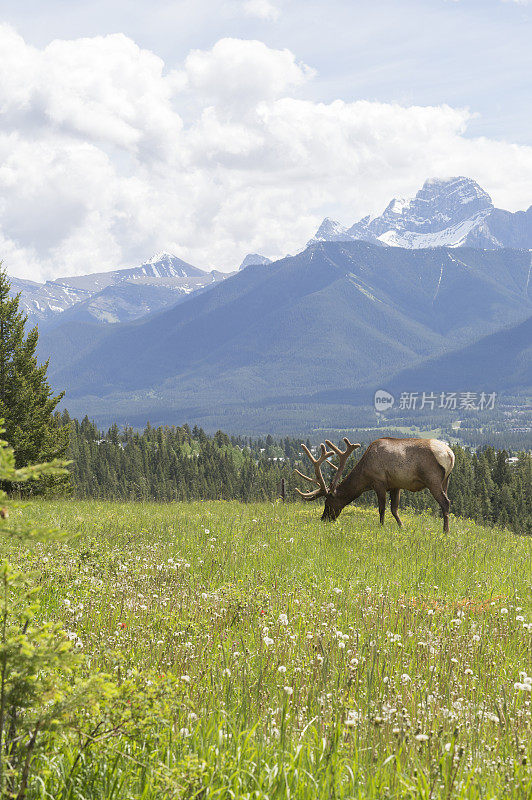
4,0 -> 530,142
1,0 -> 531,279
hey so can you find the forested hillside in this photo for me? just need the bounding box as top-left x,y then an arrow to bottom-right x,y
44,242 -> 532,432
62,413 -> 531,534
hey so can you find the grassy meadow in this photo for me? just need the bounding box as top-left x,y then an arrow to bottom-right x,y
4,499 -> 532,799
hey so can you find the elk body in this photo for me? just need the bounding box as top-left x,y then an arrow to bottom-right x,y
295,437 -> 455,532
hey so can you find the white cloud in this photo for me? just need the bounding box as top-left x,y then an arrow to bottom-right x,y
0,25 -> 532,282
243,0 -> 280,21
182,38 -> 312,109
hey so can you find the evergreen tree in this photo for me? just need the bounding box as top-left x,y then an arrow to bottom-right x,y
61,416 -> 531,535
0,268 -> 69,490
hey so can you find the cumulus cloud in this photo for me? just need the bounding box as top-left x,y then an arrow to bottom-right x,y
1,25 -> 532,282
182,38 -> 312,109
243,0 -> 280,21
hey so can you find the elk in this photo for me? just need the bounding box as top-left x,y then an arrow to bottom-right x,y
295,437 -> 455,532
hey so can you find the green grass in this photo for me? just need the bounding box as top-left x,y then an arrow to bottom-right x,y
4,500 -> 532,798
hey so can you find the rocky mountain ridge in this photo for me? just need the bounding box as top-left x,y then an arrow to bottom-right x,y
38,240 -> 532,431
311,177 -> 532,250
10,253 -> 231,326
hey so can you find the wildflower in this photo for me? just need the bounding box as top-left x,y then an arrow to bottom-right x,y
333,587 -> 343,594
345,710 -> 361,727
464,668 -> 473,675
415,734 -> 429,742
501,608 -> 508,614
401,673 -> 411,684
283,686 -> 293,696
180,675 -> 191,683
222,668 -> 231,677
278,665 -> 287,673
278,613 -> 288,626
263,636 -> 274,646
514,682 -> 532,692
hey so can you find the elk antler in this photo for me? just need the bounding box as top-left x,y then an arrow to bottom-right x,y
294,443 -> 335,500
324,437 -> 360,493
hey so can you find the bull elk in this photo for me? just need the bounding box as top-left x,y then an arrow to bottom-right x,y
295,437 -> 455,532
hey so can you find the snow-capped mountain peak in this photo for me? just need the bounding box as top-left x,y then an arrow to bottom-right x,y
308,218 -> 348,245
10,253 -> 222,325
400,176 -> 493,230
310,176 -> 531,250
137,252 -> 206,279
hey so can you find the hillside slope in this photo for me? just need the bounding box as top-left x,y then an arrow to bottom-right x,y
383,314 -> 532,395
39,241 -> 532,427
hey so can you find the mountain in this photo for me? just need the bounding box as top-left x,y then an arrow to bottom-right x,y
11,252 -> 227,326
384,314 -> 532,395
11,277 -> 93,323
311,177 -> 532,250
39,241 -> 532,430
53,252 -> 207,291
239,254 -> 272,270
312,219 -> 350,242
43,282 -> 200,328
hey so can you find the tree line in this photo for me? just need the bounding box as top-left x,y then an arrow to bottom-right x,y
62,412 -> 531,535
0,264 -> 530,535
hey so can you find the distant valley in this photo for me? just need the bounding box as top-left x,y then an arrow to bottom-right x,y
39,241 -> 532,433
9,176 -> 532,434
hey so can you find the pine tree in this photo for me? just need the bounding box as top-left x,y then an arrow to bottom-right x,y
0,267 -> 69,490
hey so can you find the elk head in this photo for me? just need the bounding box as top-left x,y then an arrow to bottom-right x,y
294,438 -> 360,520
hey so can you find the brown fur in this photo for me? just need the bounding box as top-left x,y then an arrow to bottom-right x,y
321,437 -> 455,532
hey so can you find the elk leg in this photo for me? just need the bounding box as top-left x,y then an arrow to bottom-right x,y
390,489 -> 402,527
375,486 -> 386,525
428,482 -> 451,533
